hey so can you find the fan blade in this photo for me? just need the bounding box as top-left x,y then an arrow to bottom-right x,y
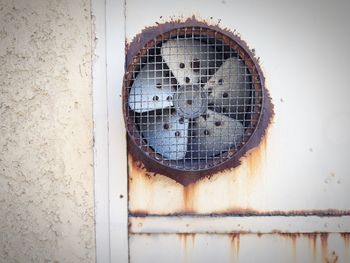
204,57 -> 250,115
189,109 -> 244,158
129,63 -> 174,113
140,110 -> 189,160
161,39 -> 215,86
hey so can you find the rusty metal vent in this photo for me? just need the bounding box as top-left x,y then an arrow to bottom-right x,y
124,27 -> 264,172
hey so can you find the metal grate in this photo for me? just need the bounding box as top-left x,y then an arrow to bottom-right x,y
125,27 -> 263,171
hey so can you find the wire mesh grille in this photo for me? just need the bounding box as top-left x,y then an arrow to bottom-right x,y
125,27 -> 263,171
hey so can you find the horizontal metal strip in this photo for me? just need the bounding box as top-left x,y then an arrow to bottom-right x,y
129,209 -> 350,217
129,216 -> 350,234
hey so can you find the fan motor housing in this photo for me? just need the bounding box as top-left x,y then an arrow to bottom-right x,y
123,19 -> 273,185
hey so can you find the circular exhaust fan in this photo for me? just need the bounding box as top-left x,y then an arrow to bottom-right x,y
124,27 -> 264,172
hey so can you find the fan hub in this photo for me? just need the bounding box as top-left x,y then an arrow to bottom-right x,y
174,85 -> 208,119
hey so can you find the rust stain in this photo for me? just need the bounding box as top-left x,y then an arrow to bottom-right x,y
130,232 -> 347,262
229,233 -> 240,259
242,131 -> 268,182
183,184 -> 196,212
340,233 -> 350,247
340,233 -> 350,262
320,233 -> 329,262
127,112 -> 273,215
244,145 -> 261,180
128,153 -> 156,180
303,233 -> 318,261
256,233 -> 341,263
176,233 -> 196,263
278,232 -> 300,241
278,233 -> 300,261
177,233 -> 196,248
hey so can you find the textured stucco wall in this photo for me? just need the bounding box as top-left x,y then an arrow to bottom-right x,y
0,0 -> 95,262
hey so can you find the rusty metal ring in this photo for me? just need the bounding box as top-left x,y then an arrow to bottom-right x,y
123,19 -> 273,185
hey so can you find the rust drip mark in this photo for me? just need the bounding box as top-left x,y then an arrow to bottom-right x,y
230,234 -> 240,260
177,233 -> 196,263
177,233 -> 196,249
243,132 -> 268,179
302,233 -> 318,261
340,233 -> 350,262
183,184 -> 196,212
340,233 -> 350,247
320,233 -> 329,262
278,233 -> 300,261
275,233 -> 337,263
128,153 -> 157,180
128,221 -> 132,233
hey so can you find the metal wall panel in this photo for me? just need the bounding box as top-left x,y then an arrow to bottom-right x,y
125,0 -> 350,262
130,233 -> 350,263
126,0 -> 350,215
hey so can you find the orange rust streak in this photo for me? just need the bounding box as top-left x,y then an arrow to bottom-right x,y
302,233 -> 318,261
320,233 -> 329,262
176,233 -> 196,248
278,233 -> 300,258
189,233 -> 196,247
183,184 -> 196,212
244,134 -> 267,179
230,234 -> 240,257
128,153 -> 153,179
340,233 -> 350,248
341,233 -> 350,262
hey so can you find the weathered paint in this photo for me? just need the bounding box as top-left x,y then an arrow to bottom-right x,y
126,1 -> 350,262
229,233 -> 240,261
129,131 -> 350,215
129,233 -> 350,263
126,0 -> 350,215
128,123 -> 272,214
177,233 -> 196,248
341,233 -> 350,262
